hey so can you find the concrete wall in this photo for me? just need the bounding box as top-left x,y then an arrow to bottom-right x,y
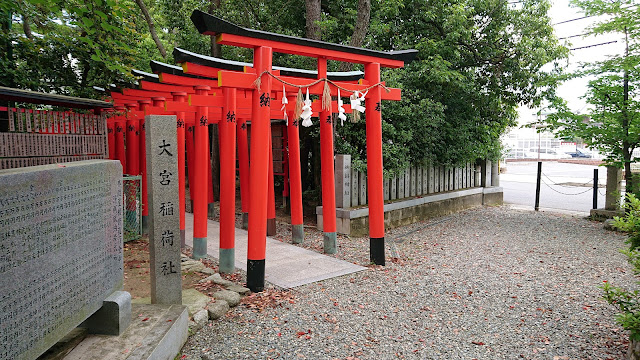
317,187 -> 503,237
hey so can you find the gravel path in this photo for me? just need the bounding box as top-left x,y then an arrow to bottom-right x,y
181,206 -> 636,359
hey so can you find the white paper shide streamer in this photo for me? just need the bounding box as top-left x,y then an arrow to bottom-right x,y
337,89 -> 347,126
350,90 -> 366,113
300,88 -> 313,127
281,85 -> 288,125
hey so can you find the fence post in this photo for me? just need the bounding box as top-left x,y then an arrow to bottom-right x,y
535,161 -> 542,211
593,168 -> 598,210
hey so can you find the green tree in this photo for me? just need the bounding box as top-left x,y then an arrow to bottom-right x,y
336,0 -> 567,170
546,0 -> 640,196
1,0 -> 143,97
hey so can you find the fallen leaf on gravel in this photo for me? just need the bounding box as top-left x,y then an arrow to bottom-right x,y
471,341 -> 485,346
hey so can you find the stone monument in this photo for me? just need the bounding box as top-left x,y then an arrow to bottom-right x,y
145,115 -> 182,304
335,155 -> 351,209
0,160 -> 129,360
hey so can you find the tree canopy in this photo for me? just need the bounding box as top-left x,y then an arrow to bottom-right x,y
545,0 -> 640,194
1,0 -> 567,176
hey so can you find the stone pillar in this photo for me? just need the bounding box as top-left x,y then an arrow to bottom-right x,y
606,166 -> 623,210
481,159 -> 491,187
335,154 -> 352,209
145,115 -> 182,304
491,161 -> 500,187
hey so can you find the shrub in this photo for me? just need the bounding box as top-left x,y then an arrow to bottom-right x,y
603,194 -> 640,341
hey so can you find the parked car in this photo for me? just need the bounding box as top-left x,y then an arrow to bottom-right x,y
565,149 -> 592,158
526,148 -> 573,159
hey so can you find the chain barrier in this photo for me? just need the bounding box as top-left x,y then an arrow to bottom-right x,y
541,178 -> 594,196
541,172 -> 593,188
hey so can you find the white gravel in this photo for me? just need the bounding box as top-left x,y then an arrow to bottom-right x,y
181,206 -> 636,359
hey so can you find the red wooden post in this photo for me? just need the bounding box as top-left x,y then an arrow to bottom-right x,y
207,140 -> 214,213
247,46 -> 272,292
107,117 -> 115,159
125,103 -> 140,176
186,120 -> 195,209
267,125 -> 276,236
318,57 -> 337,254
138,99 -> 151,235
219,87 -> 237,273
365,62 -> 385,265
237,116 -> 250,229
193,85 -> 211,259
282,124 -> 289,202
286,109 -> 304,243
114,106 -> 127,170
173,92 -> 188,247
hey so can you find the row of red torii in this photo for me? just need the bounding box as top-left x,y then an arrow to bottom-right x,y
104,11 -> 417,292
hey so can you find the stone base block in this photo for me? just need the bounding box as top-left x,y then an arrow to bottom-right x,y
323,232 -> 336,254
142,215 -> 149,236
267,218 -> 276,236
590,208 -> 624,221
292,224 -> 304,244
482,187 -> 503,206
219,248 -> 235,274
65,304 -> 188,360
80,291 -> 131,336
241,212 -> 249,230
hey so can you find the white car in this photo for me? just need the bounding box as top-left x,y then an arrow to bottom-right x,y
526,148 -> 573,160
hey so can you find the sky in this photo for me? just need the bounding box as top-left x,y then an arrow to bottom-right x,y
516,0 -> 626,124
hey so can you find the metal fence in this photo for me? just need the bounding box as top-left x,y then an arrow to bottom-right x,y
123,175 -> 142,242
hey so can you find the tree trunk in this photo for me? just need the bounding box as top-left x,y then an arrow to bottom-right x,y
623,27 -> 634,198
209,0 -> 222,57
134,0 -> 167,58
305,0 -> 322,40
21,11 -> 33,39
338,0 -> 371,72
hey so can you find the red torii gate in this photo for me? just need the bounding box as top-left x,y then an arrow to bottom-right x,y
190,11 -> 416,291
146,60 -> 361,272
105,66 -> 342,274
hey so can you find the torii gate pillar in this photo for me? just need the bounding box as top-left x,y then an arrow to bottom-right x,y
219,87 -> 237,273
193,85 -> 211,259
172,92 -> 188,247
247,46 -> 272,292
318,57 -> 337,254
365,62 -> 385,265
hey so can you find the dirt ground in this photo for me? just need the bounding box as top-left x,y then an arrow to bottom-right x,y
123,238 -> 243,299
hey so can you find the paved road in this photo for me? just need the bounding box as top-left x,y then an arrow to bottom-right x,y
500,161 -> 609,214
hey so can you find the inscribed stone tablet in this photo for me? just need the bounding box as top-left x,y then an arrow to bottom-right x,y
351,169 -> 359,206
0,160 -> 123,360
145,115 -> 182,305
359,172 -> 367,205
390,175 -> 397,200
410,167 -> 416,197
334,155 -> 351,209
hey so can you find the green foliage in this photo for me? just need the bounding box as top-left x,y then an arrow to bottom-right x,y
1,0 -> 142,96
614,194 -> 640,249
334,0 -> 567,168
3,0 -> 567,176
545,0 -> 640,194
604,195 -> 640,340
